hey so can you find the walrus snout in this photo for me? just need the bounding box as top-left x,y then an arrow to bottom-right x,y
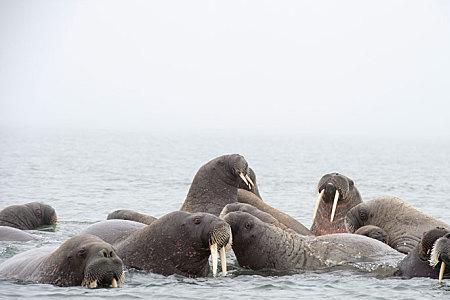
82,249 -> 125,288
208,222 -> 232,277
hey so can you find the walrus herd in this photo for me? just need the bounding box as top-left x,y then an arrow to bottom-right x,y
0,153 -> 449,289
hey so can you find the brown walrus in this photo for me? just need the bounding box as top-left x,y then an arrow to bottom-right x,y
0,234 -> 124,288
81,211 -> 232,277
345,196 -> 449,254
0,202 -> 57,230
311,173 -> 362,235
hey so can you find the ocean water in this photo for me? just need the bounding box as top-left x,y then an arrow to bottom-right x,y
0,128 -> 449,299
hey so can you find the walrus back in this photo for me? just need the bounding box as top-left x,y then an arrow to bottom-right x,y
0,247 -> 53,282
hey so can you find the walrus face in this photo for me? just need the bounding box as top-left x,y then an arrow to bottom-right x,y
344,203 -> 372,233
428,229 -> 450,283
54,235 -> 124,288
25,202 -> 58,227
313,173 -> 356,222
236,167 -> 261,197
182,213 -> 232,276
223,211 -> 274,270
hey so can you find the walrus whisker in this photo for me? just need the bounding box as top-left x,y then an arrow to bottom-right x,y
220,247 -> 227,276
330,190 -> 339,222
210,243 -> 218,277
312,190 -> 324,221
239,173 -> 250,189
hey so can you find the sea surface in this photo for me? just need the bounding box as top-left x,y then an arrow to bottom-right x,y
0,128 -> 449,299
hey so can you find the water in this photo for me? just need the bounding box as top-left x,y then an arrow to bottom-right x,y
0,128 -> 449,299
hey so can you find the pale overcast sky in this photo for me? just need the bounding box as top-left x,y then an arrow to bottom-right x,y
1,1 -> 449,137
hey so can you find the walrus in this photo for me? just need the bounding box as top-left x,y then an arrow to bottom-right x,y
107,209 -> 157,225
223,211 -> 404,272
311,173 -> 362,235
220,203 -> 295,233
180,154 -> 256,216
81,219 -> 146,245
396,227 -> 450,283
82,211 -> 232,277
345,196 -> 450,254
0,234 -> 124,288
0,226 -> 39,242
0,202 -> 57,230
236,190 -> 313,235
355,225 -> 389,244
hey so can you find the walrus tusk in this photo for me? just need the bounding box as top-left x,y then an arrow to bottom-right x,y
111,278 -> 118,288
330,190 -> 340,222
312,190 -> 324,221
439,262 -> 446,283
245,174 -> 255,189
220,247 -> 227,276
210,243 -> 218,277
239,173 -> 250,188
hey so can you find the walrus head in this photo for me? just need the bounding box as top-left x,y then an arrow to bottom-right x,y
181,154 -> 256,216
311,173 -> 362,235
427,228 -> 450,283
25,202 -> 58,227
223,211 -> 285,271
355,225 -> 389,244
48,234 -> 124,288
0,202 -> 57,230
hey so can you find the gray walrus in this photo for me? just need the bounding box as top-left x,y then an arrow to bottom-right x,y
82,219 -> 146,245
223,211 -> 404,272
107,209 -> 157,225
81,211 -> 232,277
0,202 -> 57,230
0,234 -> 124,288
355,225 -> 389,244
0,226 -> 39,242
345,196 -> 450,254
235,191 -> 313,235
311,173 -> 362,236
180,154 -> 256,216
396,227 -> 450,283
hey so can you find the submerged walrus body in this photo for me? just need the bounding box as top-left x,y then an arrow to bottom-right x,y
223,211 -> 404,272
345,197 -> 450,254
0,202 -> 57,230
107,209 -> 157,225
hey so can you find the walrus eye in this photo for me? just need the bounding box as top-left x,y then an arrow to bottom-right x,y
348,179 -> 354,189
77,248 -> 87,257
359,210 -> 368,221
244,222 -> 252,230
35,208 -> 42,219
193,217 -> 201,225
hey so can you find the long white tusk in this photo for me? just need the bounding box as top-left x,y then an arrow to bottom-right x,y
239,173 -> 250,188
111,278 -> 118,288
439,262 -> 446,283
330,190 -> 340,222
210,243 -> 218,277
245,174 -> 254,189
220,247 -> 227,276
312,190 -> 324,221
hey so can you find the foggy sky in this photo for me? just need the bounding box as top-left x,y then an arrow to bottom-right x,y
1,0 -> 449,138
